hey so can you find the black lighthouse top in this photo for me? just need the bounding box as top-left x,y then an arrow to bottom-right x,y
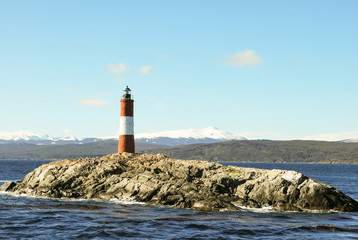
122,86 -> 132,99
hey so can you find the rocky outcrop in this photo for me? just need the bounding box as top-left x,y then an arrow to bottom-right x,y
2,153 -> 358,212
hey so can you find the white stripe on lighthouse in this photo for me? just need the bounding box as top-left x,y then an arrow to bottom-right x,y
119,116 -> 134,135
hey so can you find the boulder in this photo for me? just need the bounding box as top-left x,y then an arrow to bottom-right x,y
2,153 -> 358,212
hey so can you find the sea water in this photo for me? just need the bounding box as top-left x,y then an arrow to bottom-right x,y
1,160 -> 357,239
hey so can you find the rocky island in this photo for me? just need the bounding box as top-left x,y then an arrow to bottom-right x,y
1,153 -> 358,212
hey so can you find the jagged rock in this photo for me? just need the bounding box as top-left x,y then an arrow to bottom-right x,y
0,181 -> 16,191
2,153 -> 358,212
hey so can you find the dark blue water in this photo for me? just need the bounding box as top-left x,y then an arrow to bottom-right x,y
1,160 -> 358,239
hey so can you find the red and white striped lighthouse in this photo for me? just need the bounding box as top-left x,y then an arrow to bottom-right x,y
118,86 -> 135,153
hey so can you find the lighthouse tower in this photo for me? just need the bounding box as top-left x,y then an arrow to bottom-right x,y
118,86 -> 135,153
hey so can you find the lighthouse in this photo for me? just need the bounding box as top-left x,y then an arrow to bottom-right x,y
118,86 -> 135,153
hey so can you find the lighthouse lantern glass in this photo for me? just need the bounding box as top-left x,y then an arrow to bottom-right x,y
123,86 -> 131,99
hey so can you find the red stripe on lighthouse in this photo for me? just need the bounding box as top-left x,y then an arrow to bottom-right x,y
118,135 -> 135,153
120,99 -> 134,116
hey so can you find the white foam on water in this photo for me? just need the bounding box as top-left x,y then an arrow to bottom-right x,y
109,198 -> 146,205
232,203 -> 344,214
0,191 -> 88,202
0,191 -> 31,197
0,191 -> 147,206
235,205 -> 274,213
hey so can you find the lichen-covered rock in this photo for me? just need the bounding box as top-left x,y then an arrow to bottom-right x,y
2,153 -> 358,212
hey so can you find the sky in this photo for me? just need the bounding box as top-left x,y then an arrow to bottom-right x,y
0,0 -> 357,140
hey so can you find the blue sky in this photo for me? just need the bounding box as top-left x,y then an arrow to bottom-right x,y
1,0 -> 357,140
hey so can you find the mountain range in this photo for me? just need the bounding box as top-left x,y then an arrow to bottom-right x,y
0,130 -> 98,145
0,127 -> 357,146
146,140 -> 358,164
0,127 -> 246,146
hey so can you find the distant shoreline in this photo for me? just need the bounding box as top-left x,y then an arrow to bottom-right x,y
1,139 -> 357,164
0,158 -> 357,165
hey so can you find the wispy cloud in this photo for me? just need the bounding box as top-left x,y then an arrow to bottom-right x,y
300,60 -> 308,64
108,62 -> 130,75
95,91 -> 111,97
77,98 -> 108,107
61,128 -> 70,134
60,88 -> 76,93
156,54 -> 170,61
225,49 -> 263,67
138,65 -> 152,75
112,77 -> 127,82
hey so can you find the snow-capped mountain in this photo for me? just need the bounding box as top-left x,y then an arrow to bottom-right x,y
0,130 -> 49,141
0,130 -> 89,145
135,126 -> 246,146
340,138 -> 358,143
136,126 -> 237,139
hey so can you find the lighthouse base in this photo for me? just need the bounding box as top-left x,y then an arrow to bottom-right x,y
118,135 -> 135,153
